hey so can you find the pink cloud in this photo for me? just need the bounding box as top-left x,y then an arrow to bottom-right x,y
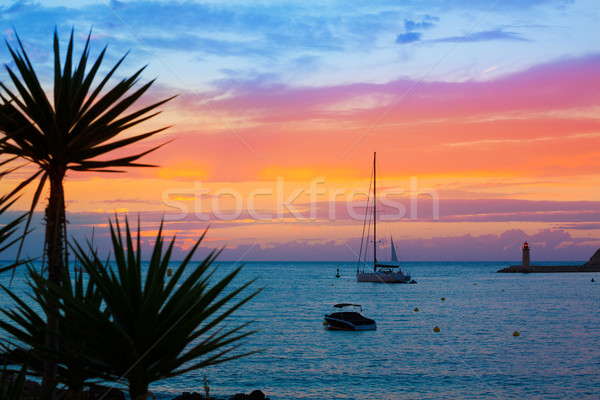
111,53 -> 600,182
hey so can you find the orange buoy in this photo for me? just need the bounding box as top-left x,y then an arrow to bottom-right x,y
513,331 -> 520,337
414,308 -> 419,312
433,326 -> 440,332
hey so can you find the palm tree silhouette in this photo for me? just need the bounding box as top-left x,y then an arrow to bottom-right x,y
0,28 -> 174,393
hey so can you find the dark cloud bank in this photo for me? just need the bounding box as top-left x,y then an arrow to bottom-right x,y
1,210 -> 596,262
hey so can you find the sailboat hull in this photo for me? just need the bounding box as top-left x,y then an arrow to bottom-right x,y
356,271 -> 413,283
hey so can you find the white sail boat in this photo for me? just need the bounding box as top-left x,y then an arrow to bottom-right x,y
356,152 -> 415,284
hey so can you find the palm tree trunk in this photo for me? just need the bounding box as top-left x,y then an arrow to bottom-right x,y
129,373 -> 149,400
41,167 -> 66,395
45,168 -> 66,285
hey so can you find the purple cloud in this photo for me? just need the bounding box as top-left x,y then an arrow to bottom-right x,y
396,31 -> 422,44
433,28 -> 529,43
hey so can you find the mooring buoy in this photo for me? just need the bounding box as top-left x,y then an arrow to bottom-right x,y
414,307 -> 419,312
513,331 -> 520,337
433,326 -> 440,332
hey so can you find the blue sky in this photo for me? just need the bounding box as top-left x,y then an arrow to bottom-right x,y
1,1 -> 599,261
2,0 -> 598,89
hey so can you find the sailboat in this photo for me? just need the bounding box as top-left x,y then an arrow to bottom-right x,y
356,152 -> 415,284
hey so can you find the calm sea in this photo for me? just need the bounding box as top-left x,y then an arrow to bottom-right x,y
2,261 -> 599,399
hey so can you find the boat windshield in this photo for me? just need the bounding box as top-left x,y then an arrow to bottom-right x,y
333,303 -> 361,309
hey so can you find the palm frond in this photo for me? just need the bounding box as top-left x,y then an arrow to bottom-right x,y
0,168 -> 32,276
65,217 -> 260,399
0,28 -> 173,176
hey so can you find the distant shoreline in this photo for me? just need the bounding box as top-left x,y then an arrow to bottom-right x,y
497,264 -> 600,273
1,259 -> 589,264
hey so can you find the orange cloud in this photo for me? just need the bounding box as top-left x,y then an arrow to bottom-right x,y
155,163 -> 211,181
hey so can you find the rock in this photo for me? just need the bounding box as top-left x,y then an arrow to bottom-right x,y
22,380 -> 41,400
173,392 -> 205,400
249,390 -> 265,400
584,248 -> 600,266
229,390 -> 268,400
86,385 -> 126,400
0,374 -> 41,400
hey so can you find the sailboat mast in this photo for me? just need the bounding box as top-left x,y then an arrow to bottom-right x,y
373,151 -> 377,271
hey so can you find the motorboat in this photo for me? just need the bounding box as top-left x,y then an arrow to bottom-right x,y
323,303 -> 376,331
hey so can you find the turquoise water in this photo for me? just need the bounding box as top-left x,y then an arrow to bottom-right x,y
2,261 -> 599,399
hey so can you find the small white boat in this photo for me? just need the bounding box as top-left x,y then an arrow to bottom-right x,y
323,303 -> 376,331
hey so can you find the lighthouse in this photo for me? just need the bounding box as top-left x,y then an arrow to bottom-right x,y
522,242 -> 530,267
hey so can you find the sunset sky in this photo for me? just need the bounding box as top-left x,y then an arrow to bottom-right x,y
0,0 -> 599,261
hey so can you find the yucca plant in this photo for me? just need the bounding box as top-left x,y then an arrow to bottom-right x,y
0,157 -> 31,400
0,192 -> 27,274
0,357 -> 31,400
0,264 -> 112,397
0,154 -> 28,275
0,28 -> 173,286
53,217 -> 260,400
0,28 -> 173,391
0,355 -> 56,400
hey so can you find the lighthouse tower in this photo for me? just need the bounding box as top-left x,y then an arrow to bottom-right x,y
522,242 -> 530,267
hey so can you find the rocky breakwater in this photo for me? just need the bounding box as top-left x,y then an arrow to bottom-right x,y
498,247 -> 600,273
584,248 -> 600,266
